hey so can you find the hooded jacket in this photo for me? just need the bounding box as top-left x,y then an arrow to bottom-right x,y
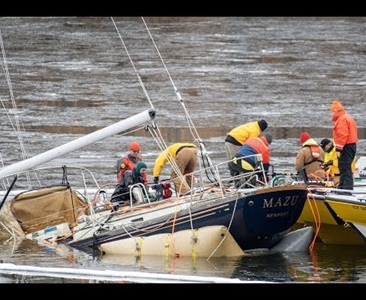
295,138 -> 325,179
332,110 -> 358,150
111,163 -> 148,203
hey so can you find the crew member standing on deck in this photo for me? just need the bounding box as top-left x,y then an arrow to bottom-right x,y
224,119 -> 268,161
319,138 -> 356,187
295,132 -> 324,181
330,100 -> 358,190
153,143 -> 198,195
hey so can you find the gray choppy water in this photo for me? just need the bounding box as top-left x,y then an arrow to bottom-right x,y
0,17 -> 365,181
1,239 -> 366,283
1,17 -> 366,283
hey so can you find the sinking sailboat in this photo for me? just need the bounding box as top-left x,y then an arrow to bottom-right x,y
0,150 -> 311,258
0,17 -> 313,259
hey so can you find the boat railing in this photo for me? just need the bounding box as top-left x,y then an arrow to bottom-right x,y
127,182 -> 152,209
180,153 -> 269,200
1,154 -> 281,211
0,165 -> 112,205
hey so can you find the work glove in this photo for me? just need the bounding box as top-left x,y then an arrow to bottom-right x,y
321,164 -> 330,172
321,161 -> 331,171
325,160 -> 333,166
154,176 -> 159,184
336,148 -> 341,158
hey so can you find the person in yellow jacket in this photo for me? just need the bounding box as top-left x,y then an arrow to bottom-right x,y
224,119 -> 267,160
320,138 -> 356,188
153,143 -> 198,194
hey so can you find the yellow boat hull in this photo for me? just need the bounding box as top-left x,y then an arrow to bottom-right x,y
326,200 -> 366,224
294,197 -> 366,245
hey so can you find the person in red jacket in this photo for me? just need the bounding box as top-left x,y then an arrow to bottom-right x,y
228,133 -> 272,187
116,141 -> 147,184
330,100 -> 358,190
225,119 -> 268,176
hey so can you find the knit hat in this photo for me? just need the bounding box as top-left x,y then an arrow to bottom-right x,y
300,132 -> 311,144
258,119 -> 268,132
330,100 -> 344,112
320,138 -> 332,150
135,162 -> 147,176
264,133 -> 272,145
129,141 -> 141,151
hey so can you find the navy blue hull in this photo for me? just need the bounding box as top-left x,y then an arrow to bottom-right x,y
69,186 -> 308,253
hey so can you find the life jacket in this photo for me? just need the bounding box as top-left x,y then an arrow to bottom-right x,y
304,145 -> 323,166
116,155 -> 143,182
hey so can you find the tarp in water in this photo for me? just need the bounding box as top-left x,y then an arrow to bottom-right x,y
10,186 -> 88,234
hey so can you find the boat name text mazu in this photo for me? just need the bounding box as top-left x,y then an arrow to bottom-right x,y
263,196 -> 299,208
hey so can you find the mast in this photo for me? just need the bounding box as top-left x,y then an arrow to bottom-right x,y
0,108 -> 156,179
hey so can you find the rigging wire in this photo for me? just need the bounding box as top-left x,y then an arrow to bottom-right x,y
140,17 -> 218,184
110,17 -> 190,190
0,30 -> 40,188
110,18 -> 154,111
0,31 -> 28,161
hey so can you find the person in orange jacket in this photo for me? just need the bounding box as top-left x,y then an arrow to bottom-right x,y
116,141 -> 147,185
225,120 -> 268,176
228,133 -> 272,187
330,100 -> 358,190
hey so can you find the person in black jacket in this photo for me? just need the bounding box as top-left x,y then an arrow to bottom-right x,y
111,162 -> 148,205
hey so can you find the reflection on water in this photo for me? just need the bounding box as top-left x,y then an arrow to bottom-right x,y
2,238 -> 366,283
99,244 -> 366,283
99,253 -> 239,279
